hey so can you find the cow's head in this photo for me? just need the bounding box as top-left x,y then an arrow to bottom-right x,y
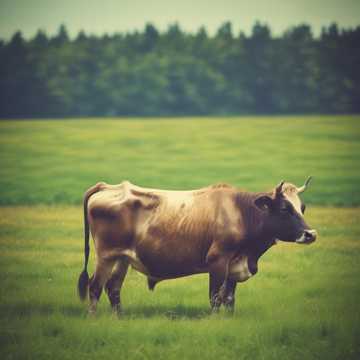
254,177 -> 317,244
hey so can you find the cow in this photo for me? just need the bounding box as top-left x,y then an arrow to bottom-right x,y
77,177 -> 317,316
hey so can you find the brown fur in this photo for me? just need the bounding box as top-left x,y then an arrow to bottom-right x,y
78,180 -> 315,315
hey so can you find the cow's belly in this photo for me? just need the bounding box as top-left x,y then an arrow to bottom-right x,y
228,255 -> 255,282
122,247 -> 257,283
121,248 -> 206,279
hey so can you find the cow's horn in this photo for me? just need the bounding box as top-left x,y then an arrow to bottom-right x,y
297,176 -> 312,193
275,180 -> 285,196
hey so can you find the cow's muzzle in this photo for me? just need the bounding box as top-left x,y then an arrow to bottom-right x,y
295,229 -> 317,244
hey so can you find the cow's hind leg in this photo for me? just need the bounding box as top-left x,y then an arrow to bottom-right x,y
105,258 -> 129,317
88,257 -> 114,315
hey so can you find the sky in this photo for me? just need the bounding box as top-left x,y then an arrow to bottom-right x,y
0,0 -> 359,40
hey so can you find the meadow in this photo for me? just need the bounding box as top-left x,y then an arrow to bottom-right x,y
0,116 -> 360,359
0,115 -> 359,206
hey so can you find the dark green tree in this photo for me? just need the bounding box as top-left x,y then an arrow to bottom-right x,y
0,22 -> 359,118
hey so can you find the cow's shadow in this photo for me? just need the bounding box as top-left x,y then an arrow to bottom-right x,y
0,303 -> 85,318
0,302 -> 210,320
124,304 -> 210,320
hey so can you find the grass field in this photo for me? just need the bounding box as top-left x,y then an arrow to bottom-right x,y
0,116 -> 360,359
0,116 -> 359,206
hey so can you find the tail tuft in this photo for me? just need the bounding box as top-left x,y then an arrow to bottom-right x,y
78,269 -> 89,301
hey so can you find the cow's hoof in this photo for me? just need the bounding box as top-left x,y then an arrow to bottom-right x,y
111,312 -> 121,319
111,305 -> 122,319
210,306 -> 221,315
224,306 -> 235,315
111,311 -> 122,319
87,310 -> 97,318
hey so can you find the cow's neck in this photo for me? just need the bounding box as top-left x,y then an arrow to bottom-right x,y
235,191 -> 277,257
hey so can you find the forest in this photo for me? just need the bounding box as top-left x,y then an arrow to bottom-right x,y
0,22 -> 359,118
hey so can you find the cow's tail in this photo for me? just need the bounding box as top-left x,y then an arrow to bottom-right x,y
77,182 -> 104,301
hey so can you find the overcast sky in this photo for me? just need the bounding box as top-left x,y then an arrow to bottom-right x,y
0,0 -> 359,39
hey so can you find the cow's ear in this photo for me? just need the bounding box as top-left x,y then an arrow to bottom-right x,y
254,195 -> 273,211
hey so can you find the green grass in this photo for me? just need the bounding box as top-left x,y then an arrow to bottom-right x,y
0,206 -> 359,360
0,115 -> 359,205
0,116 -> 360,359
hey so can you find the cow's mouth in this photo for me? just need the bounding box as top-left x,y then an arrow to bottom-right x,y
295,229 -> 317,244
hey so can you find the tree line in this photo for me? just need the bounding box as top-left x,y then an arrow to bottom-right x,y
0,22 -> 359,118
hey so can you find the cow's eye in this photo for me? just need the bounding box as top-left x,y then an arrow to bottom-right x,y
301,204 -> 306,214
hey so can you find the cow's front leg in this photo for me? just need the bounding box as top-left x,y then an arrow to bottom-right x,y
209,272 -> 223,312
222,279 -> 237,314
207,252 -> 232,313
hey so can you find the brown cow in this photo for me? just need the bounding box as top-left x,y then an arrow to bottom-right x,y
77,178 -> 317,316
